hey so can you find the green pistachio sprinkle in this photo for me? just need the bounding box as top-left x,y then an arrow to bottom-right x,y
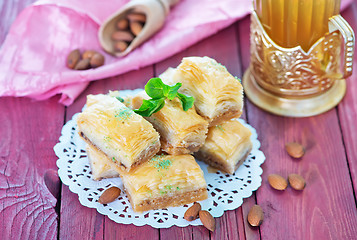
104,136 -> 111,142
114,108 -> 133,121
149,155 -> 172,172
216,125 -> 225,132
112,157 -> 116,163
176,187 -> 180,190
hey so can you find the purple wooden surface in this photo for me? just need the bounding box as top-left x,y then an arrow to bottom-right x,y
1,0 -> 357,239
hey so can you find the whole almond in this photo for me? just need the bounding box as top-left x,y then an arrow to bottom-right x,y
111,30 -> 134,42
98,186 -> 121,204
74,58 -> 90,70
268,174 -> 288,190
114,40 -> 128,52
184,202 -> 201,221
66,49 -> 81,69
285,142 -> 305,158
127,12 -> 146,22
247,205 -> 264,227
90,53 -> 105,68
82,50 -> 97,60
199,210 -> 215,232
117,18 -> 129,30
130,21 -> 143,36
288,174 -> 306,190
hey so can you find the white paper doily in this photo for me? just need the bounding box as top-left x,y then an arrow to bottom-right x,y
54,89 -> 265,228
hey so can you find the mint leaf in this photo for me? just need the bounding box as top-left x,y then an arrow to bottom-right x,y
145,78 -> 165,99
177,93 -> 194,111
166,83 -> 182,100
133,98 -> 165,117
116,96 -> 124,103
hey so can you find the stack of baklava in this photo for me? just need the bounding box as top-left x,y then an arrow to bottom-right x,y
76,56 -> 252,212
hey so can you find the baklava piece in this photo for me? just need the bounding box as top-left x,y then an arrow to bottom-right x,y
77,94 -> 160,172
131,92 -> 209,155
120,154 -> 208,212
86,144 -> 121,180
160,56 -> 243,126
195,119 -> 252,174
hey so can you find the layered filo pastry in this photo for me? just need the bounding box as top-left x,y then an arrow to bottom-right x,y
130,92 -> 209,155
195,119 -> 252,174
160,56 -> 244,127
77,94 -> 160,172
119,154 -> 208,212
86,144 -> 120,180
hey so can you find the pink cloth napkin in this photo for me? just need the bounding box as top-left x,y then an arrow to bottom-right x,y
0,0 -> 353,105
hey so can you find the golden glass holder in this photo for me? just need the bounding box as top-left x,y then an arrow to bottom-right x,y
243,11 -> 355,117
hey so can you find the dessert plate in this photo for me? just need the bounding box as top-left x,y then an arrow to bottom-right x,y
54,89 -> 265,228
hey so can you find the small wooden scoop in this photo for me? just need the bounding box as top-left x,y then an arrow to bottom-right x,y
99,0 -> 179,57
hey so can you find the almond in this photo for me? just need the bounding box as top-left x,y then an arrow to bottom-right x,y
285,142 -> 305,158
247,205 -> 264,227
90,53 -> 105,68
184,202 -> 201,221
114,40 -> 128,52
74,58 -> 90,70
268,174 -> 288,190
82,50 -> 97,60
130,21 -> 143,36
66,49 -> 81,69
117,18 -> 129,30
199,210 -> 215,232
288,174 -> 306,190
127,12 -> 146,22
98,186 -> 121,204
111,30 -> 134,42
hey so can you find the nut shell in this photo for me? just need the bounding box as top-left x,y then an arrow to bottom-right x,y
90,53 -> 105,68
114,41 -> 128,52
184,203 -> 201,221
285,142 -> 305,158
199,210 -> 215,232
74,58 -> 90,70
247,205 -> 264,227
127,12 -> 146,22
82,50 -> 97,60
288,174 -> 306,190
66,49 -> 81,69
117,18 -> 129,30
268,174 -> 288,190
130,21 -> 143,36
111,30 -> 134,42
98,187 -> 121,204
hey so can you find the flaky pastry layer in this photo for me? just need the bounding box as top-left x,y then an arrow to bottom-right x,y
120,154 -> 207,212
160,57 -> 243,125
77,94 -> 160,172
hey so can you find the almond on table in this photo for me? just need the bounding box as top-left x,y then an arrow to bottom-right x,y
285,142 -> 305,158
247,205 -> 264,227
288,174 -> 306,190
268,174 -> 288,190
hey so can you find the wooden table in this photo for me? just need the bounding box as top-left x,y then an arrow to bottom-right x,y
1,1 -> 357,239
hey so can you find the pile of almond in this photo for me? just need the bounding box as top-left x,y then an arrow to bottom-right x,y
67,49 -> 105,70
112,12 -> 146,53
184,203 -> 215,232
247,142 -> 307,228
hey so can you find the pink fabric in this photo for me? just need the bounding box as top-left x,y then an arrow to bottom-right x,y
0,0 -> 353,105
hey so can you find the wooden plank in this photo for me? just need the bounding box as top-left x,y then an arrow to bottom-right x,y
60,67 -> 160,240
238,8 -> 357,240
156,24 -> 246,240
0,96 -> 64,240
236,15 -> 263,240
338,1 -> 357,198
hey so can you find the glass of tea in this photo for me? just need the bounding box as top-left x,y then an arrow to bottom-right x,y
243,0 -> 355,117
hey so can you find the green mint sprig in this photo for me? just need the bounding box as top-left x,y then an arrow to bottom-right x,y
134,78 -> 194,117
